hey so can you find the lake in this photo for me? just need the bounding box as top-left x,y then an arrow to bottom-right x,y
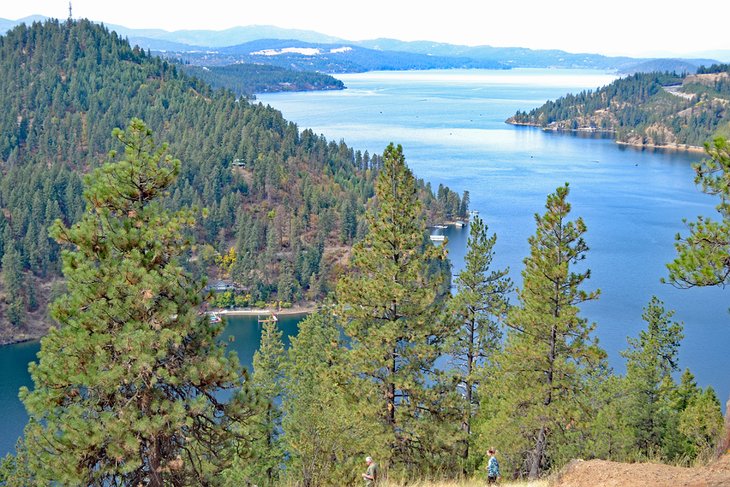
256,68 -> 729,404
1,68 -> 728,457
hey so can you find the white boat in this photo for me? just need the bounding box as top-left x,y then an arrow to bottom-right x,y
454,221 -> 465,227
429,234 -> 446,242
433,224 -> 448,229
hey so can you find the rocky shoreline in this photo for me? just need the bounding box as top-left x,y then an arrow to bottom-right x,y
507,120 -> 706,153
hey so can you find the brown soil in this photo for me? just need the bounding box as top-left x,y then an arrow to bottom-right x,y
550,455 -> 730,487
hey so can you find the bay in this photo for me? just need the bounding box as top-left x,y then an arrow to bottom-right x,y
256,68 -> 729,406
2,68 -> 728,457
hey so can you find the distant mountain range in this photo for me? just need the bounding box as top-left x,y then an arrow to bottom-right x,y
0,16 -> 724,74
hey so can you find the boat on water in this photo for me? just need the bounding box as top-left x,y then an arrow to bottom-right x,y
433,224 -> 448,229
208,312 -> 222,323
454,221 -> 465,227
429,234 -> 446,242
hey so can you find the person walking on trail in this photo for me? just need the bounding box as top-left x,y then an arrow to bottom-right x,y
362,456 -> 379,486
486,448 -> 500,484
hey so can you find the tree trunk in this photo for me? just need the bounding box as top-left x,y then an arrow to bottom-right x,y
529,425 -> 547,480
462,318 -> 476,463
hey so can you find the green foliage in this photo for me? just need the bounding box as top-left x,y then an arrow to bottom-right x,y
444,215 -> 511,470
621,297 -> 684,458
336,143 -> 450,476
18,120 -> 258,485
1,242 -> 25,326
583,375 -> 635,461
239,316 -> 287,486
0,441 -> 32,487
511,71 -> 730,147
678,387 -> 724,456
667,137 -> 730,289
281,311 -> 385,486
479,184 -> 605,479
184,63 -> 344,97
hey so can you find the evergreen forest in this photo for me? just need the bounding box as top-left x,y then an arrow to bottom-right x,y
183,63 -> 345,98
0,19 -> 466,340
508,67 -> 730,147
0,18 -> 728,487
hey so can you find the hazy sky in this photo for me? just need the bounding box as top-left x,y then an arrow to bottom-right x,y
3,0 -> 728,57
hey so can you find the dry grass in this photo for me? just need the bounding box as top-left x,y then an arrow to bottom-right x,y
380,480 -> 548,487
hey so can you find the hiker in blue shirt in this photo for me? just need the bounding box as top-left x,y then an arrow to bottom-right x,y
486,448 -> 500,484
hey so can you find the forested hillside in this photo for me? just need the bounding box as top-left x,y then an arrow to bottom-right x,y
183,63 -> 345,97
0,19 -> 466,340
508,68 -> 730,148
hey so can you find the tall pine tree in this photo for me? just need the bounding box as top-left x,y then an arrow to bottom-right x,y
481,184 -> 605,479
250,315 -> 286,486
336,143 -> 447,474
19,120 -> 257,485
281,310 -> 383,486
444,215 -> 511,467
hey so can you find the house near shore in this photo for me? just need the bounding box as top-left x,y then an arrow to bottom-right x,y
205,280 -> 239,293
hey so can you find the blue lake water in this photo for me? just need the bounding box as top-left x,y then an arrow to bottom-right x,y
1,68 -> 727,457
256,68 -> 729,405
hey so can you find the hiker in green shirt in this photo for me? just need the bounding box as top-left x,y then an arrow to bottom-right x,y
362,456 -> 379,486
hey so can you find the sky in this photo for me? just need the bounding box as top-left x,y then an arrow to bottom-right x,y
2,0 -> 729,58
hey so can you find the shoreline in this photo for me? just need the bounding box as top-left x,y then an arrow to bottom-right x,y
0,304 -> 318,347
0,336 -> 36,347
214,304 -> 317,317
615,140 -> 706,153
507,121 -> 706,153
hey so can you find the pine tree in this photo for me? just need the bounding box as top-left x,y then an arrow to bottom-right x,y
621,296 -> 684,458
444,215 -> 511,467
336,143 -> 447,472
281,311 -> 383,486
18,120 -> 257,485
249,315 -> 286,486
666,137 -> 730,288
585,375 -> 635,461
482,184 -> 604,479
1,241 -> 25,327
679,387 -> 725,457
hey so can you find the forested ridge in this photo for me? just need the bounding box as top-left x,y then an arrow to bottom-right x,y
0,19 -> 467,340
183,63 -> 345,97
508,67 -> 730,148
1,120 -> 726,485
1,17 -> 728,487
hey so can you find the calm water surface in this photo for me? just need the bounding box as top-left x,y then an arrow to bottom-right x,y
257,68 -> 729,405
2,69 -> 728,456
